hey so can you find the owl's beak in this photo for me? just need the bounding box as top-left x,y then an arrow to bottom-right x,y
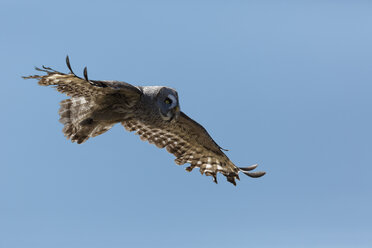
174,105 -> 180,113
161,105 -> 180,122
169,105 -> 180,122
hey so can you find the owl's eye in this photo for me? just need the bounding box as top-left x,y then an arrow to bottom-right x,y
164,98 -> 172,105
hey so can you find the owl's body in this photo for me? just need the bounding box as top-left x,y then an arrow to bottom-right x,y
24,57 -> 265,185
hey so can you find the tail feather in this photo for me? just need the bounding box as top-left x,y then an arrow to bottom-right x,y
59,97 -> 114,144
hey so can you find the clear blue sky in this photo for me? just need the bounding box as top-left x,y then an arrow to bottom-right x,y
1,1 -> 371,247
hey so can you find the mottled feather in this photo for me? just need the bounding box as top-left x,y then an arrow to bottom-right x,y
122,112 -> 265,185
23,57 -> 265,185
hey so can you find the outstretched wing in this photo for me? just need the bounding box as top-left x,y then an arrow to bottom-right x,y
23,56 -> 142,101
23,56 -> 143,144
122,112 -> 265,185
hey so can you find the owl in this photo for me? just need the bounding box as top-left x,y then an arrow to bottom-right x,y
23,57 -> 265,185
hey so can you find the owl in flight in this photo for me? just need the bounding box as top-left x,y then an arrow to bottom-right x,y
23,57 -> 265,185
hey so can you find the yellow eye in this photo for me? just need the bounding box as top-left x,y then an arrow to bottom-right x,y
164,98 -> 172,105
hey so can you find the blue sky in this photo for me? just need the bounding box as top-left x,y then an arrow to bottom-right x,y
1,1 -> 371,247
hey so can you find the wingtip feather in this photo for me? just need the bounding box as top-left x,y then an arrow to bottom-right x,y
66,55 -> 76,75
242,171 -> 266,178
83,67 -> 89,81
239,164 -> 259,171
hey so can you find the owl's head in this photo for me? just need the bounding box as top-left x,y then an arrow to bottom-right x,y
156,87 -> 180,121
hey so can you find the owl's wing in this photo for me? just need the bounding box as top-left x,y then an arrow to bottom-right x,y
23,56 -> 143,144
23,56 -> 142,100
122,112 -> 265,185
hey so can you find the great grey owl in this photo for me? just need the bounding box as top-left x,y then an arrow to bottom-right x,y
23,57 -> 265,185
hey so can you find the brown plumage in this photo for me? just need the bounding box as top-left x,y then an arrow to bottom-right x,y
23,56 -> 265,185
